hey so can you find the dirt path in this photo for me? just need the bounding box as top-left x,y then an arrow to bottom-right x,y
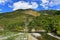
27,33 -> 38,40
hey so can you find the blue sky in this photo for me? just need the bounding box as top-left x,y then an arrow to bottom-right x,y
0,0 -> 60,13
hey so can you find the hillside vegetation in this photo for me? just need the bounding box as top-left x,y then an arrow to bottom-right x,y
0,9 -> 60,35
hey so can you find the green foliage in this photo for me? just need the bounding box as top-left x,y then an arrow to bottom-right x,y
0,9 -> 60,35
54,11 -> 60,15
0,9 -> 34,31
29,13 -> 59,33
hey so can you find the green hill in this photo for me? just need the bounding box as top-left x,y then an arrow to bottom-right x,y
0,9 -> 39,31
0,9 -> 60,35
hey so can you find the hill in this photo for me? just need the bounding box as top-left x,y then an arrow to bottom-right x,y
0,9 -> 40,31
0,9 -> 60,35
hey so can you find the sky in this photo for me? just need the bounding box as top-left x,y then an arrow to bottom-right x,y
0,0 -> 60,13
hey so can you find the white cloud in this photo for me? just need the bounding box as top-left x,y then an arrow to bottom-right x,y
0,0 -> 11,5
31,2 -> 38,9
0,0 -> 7,4
41,0 -> 49,3
13,1 -> 38,11
40,0 -> 49,9
8,4 -> 13,8
8,5 -> 13,8
40,0 -> 60,9
49,0 -> 60,7
40,3 -> 48,9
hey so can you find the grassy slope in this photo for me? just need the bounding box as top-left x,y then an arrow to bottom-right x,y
0,9 -> 37,31
0,9 -> 60,33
